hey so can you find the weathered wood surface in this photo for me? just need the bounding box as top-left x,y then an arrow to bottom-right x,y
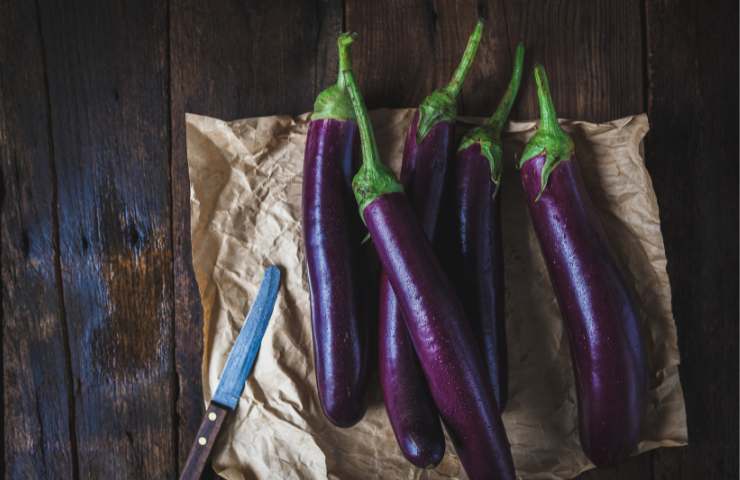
645,0 -> 739,478
1,1 -> 78,478
1,0 -> 737,478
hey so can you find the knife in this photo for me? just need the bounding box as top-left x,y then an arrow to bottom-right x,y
179,266 -> 281,480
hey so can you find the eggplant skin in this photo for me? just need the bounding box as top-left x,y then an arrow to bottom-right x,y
379,273 -> 445,467
399,111 -> 453,228
378,110 -> 449,467
452,144 -> 508,410
521,154 -> 647,466
365,192 -> 515,480
303,118 -> 368,428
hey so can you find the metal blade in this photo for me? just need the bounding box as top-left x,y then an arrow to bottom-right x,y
211,266 -> 281,410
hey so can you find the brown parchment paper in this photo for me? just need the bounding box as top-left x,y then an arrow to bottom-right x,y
186,109 -> 687,480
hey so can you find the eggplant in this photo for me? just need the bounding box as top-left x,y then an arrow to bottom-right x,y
451,43 -> 525,410
303,33 -> 368,427
519,65 -> 647,466
379,21 -> 483,467
344,34 -> 515,480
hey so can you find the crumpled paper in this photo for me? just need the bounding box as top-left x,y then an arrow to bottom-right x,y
186,109 -> 687,480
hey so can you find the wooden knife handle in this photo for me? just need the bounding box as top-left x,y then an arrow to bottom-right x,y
179,402 -> 229,480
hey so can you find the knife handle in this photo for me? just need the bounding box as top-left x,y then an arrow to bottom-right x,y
179,402 -> 229,480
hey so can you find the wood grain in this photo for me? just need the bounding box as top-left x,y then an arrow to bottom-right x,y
170,0 -> 336,120
35,0 -> 176,477
500,0 -> 645,122
0,1 -> 77,477
169,0 -> 208,471
345,0 -> 477,110
644,0 -> 739,478
346,0 -> 644,122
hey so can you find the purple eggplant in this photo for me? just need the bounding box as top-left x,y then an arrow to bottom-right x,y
344,35 -> 515,480
451,43 -> 525,410
519,65 -> 647,466
303,33 -> 368,427
379,21 -> 484,467
378,280 -> 445,467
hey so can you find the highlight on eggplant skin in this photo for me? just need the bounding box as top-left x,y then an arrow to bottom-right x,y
343,32 -> 516,480
303,33 -> 369,428
519,64 -> 648,466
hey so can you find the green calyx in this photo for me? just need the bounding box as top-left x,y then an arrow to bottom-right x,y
341,33 -> 403,215
458,42 -> 525,185
311,33 -> 356,121
519,63 -> 574,200
416,19 -> 484,142
416,89 -> 457,143
459,129 -> 504,184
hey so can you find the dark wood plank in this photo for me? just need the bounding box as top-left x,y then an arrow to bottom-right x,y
169,0 -> 342,473
349,0 -> 513,118
0,1 -> 78,477
501,0 -> 645,122
171,0 -> 337,120
345,0 -> 479,110
645,0 -> 739,478
35,1 -> 176,477
169,0 -> 207,468
346,0 -> 644,122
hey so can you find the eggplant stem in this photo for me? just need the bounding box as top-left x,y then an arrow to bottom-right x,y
486,42 -> 525,138
519,64 -> 574,199
457,42 -> 525,184
342,34 -> 402,215
311,33 -> 356,121
533,64 -> 560,135
416,20 -> 484,142
444,19 -> 484,98
336,32 -> 356,89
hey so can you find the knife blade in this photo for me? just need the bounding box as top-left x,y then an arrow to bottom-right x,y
179,266 -> 281,480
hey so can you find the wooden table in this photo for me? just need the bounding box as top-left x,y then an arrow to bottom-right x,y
2,1 -> 737,478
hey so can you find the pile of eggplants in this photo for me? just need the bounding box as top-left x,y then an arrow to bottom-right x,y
302,24 -> 648,480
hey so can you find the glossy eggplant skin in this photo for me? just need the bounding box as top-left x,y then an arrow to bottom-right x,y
378,111 -> 450,467
303,118 -> 368,428
366,192 -> 515,480
378,278 -> 445,467
521,154 -> 647,466
399,112 -> 453,229
452,143 -> 508,410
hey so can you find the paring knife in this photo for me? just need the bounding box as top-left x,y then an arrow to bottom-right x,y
179,266 -> 281,480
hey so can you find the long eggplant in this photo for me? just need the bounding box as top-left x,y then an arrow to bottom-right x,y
345,35 -> 515,480
303,33 -> 368,427
451,43 -> 524,410
379,21 -> 483,467
519,65 -> 647,466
